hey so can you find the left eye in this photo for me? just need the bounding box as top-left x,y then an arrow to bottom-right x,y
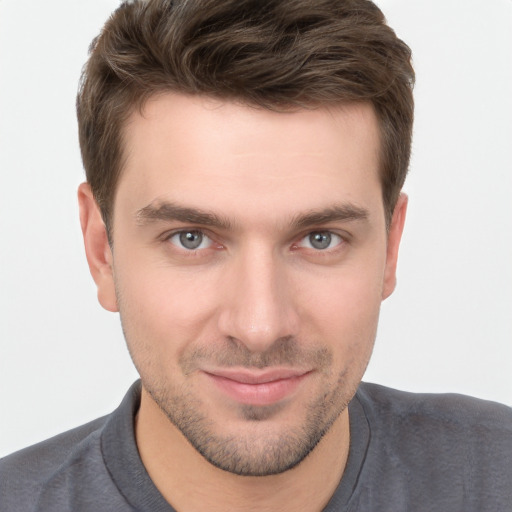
168,230 -> 213,250
297,231 -> 343,250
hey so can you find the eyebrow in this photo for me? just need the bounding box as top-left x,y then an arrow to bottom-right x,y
135,202 -> 233,230
291,203 -> 369,230
135,200 -> 369,231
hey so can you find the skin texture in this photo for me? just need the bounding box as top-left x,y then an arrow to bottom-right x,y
79,94 -> 407,511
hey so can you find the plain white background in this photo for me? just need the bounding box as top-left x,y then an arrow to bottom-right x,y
0,0 -> 511,457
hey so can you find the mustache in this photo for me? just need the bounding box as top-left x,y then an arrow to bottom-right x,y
180,336 -> 332,374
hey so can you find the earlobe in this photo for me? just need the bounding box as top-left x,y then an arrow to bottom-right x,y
382,193 -> 408,300
78,183 -> 118,312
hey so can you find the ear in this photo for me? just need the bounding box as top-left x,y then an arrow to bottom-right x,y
382,193 -> 408,300
78,183 -> 118,312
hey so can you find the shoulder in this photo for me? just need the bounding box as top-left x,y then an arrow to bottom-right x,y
0,415 -> 109,511
0,382 -> 142,512
356,381 -> 512,435
354,382 -> 512,510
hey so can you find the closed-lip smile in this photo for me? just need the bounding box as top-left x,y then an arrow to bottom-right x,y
202,367 -> 312,405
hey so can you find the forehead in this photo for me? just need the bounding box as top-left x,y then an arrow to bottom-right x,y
117,93 -> 383,225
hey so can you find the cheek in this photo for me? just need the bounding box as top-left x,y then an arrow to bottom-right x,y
322,281 -> 381,354
301,254 -> 385,323
295,258 -> 384,365
114,261 -> 220,363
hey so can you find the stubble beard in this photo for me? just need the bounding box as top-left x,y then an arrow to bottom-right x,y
137,341 -> 357,477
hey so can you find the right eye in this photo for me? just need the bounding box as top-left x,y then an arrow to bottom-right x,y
167,230 -> 213,251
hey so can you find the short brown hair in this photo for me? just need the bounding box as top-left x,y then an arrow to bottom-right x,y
77,0 -> 414,236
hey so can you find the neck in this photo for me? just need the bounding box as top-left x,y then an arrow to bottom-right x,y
135,387 -> 350,512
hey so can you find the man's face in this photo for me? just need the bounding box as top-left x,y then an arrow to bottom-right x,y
84,94 -> 405,476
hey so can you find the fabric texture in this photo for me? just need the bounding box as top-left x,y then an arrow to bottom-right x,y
1,381 -> 511,511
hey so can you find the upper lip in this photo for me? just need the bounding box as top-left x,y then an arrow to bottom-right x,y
203,367 -> 311,384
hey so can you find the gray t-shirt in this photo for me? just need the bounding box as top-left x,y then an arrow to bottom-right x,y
1,381 -> 511,511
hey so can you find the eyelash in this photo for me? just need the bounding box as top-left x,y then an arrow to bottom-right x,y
293,231 -> 345,251
162,228 -> 347,254
164,229 -> 218,252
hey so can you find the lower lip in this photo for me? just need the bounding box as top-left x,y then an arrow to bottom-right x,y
204,372 -> 309,406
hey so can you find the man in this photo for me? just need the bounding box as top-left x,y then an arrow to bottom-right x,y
1,0 -> 511,510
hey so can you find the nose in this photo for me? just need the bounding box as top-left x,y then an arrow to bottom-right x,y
217,243 -> 300,353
